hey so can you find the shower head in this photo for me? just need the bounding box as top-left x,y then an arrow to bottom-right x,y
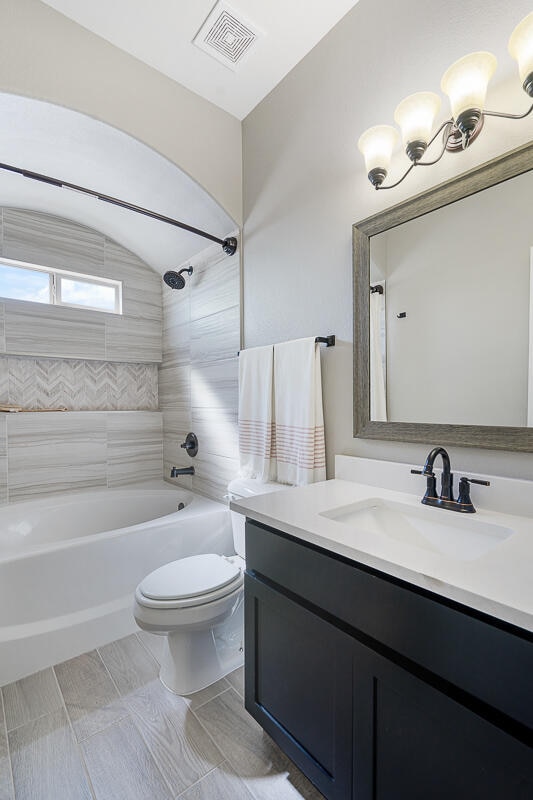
163,266 -> 193,290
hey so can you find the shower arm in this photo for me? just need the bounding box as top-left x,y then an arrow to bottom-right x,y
0,161 -> 238,256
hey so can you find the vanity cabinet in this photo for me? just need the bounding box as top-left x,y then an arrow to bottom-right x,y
244,520 -> 533,800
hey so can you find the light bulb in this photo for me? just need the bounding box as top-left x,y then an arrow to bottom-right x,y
509,11 -> 533,96
394,92 -> 441,161
441,52 -> 497,137
357,125 -> 398,187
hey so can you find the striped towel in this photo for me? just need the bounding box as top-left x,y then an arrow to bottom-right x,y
274,338 -> 326,485
238,345 -> 276,482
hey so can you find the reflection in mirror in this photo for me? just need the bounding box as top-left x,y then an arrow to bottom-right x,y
369,170 -> 532,428
354,141 -> 533,452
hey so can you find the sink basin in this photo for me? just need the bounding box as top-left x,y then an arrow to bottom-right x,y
319,498 -> 514,561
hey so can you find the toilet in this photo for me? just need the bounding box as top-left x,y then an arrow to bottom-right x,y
133,478 -> 284,695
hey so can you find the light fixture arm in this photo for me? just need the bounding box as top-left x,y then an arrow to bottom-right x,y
374,120 -> 454,190
360,11 -> 533,193
373,100 -> 533,191
483,100 -> 533,120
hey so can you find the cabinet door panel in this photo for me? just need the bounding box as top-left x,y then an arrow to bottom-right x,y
354,644 -> 533,800
245,574 -> 353,800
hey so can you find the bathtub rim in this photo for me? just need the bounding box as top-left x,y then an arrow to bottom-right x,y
0,482 -> 230,564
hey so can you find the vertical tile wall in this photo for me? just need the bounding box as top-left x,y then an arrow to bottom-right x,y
160,236 -> 240,501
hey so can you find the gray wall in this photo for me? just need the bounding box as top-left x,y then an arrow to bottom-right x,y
242,0 -> 533,481
160,236 -> 240,500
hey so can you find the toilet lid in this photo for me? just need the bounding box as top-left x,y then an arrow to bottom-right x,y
139,554 -> 241,601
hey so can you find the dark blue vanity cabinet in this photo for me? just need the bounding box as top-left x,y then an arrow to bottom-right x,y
244,520 -> 533,800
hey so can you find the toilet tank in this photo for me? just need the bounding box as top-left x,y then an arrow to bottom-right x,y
227,478 -> 287,558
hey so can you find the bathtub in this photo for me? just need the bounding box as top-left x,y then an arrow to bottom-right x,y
0,483 -> 234,686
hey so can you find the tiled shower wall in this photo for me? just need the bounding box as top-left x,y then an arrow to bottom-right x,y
0,209 -> 163,363
0,411 -> 163,504
0,208 -> 164,502
160,235 -> 240,501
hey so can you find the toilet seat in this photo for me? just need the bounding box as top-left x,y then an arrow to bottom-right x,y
135,553 -> 244,610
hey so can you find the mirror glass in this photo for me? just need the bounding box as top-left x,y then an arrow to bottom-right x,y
369,170 -> 532,428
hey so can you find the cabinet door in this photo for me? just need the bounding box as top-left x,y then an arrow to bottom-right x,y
244,573 -> 353,800
353,643 -> 533,800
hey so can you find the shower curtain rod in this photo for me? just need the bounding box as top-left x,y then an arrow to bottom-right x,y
0,161 -> 238,256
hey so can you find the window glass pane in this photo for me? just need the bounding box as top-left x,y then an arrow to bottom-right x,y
60,278 -> 116,311
0,263 -> 50,303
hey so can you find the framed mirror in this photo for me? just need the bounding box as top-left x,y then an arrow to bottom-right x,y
353,140 -> 533,452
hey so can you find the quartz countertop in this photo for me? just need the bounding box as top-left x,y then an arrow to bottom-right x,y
231,475 -> 533,634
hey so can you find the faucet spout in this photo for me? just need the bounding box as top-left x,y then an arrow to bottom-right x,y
411,447 -> 489,513
422,446 -> 453,501
170,465 -> 195,477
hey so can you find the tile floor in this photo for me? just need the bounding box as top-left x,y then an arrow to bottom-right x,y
0,632 -> 325,800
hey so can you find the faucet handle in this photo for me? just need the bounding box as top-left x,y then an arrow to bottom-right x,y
457,476 -> 490,512
411,468 -> 438,502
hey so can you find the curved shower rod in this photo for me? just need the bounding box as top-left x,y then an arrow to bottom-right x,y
0,161 -> 238,256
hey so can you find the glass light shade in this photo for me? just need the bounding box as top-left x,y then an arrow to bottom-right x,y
509,12 -> 533,85
441,51 -> 497,119
394,92 -> 441,147
357,125 -> 398,173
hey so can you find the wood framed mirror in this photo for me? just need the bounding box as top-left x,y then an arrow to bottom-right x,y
353,140 -> 533,452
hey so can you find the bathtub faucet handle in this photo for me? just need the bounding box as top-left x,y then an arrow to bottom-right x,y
180,432 -> 198,458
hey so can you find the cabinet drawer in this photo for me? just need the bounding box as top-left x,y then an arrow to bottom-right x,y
246,519 -> 533,735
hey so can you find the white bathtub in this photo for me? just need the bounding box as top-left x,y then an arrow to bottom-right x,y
0,484 -> 234,686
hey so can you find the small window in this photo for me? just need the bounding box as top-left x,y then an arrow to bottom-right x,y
0,262 -> 50,304
0,259 -> 122,314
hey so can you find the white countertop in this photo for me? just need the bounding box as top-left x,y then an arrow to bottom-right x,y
231,468 -> 533,634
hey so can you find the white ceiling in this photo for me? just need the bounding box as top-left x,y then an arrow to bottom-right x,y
0,94 -> 235,273
40,0 -> 361,120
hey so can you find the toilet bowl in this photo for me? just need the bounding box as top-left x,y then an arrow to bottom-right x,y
133,478 -> 284,695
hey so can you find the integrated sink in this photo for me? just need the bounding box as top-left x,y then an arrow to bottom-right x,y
319,498 -> 514,561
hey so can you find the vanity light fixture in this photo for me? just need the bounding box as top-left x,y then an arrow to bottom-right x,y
358,11 -> 533,189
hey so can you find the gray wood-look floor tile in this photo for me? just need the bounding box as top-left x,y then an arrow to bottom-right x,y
0,693 -> 14,800
9,708 -> 93,800
226,667 -> 244,698
194,689 -> 324,800
2,669 -> 62,732
54,650 -> 128,741
178,764 -> 255,800
98,635 -> 159,696
126,679 -> 224,796
136,630 -> 167,664
182,677 -> 230,712
81,715 -> 172,800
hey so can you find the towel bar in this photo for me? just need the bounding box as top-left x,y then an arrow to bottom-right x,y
238,335 -> 335,356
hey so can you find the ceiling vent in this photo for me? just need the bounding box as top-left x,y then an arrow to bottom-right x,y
193,2 -> 259,70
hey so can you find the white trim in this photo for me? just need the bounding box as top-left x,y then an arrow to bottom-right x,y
527,247 -> 533,428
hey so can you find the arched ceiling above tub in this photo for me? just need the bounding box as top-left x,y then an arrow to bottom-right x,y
0,93 -> 236,274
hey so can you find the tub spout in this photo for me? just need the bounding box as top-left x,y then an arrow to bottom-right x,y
170,466 -> 195,477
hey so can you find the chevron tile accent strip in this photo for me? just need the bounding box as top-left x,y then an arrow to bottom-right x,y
1,356 -> 158,411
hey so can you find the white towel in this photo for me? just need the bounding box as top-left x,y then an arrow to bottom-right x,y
274,337 -> 326,486
238,345 -> 275,482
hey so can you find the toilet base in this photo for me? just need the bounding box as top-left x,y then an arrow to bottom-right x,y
159,596 -> 244,695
